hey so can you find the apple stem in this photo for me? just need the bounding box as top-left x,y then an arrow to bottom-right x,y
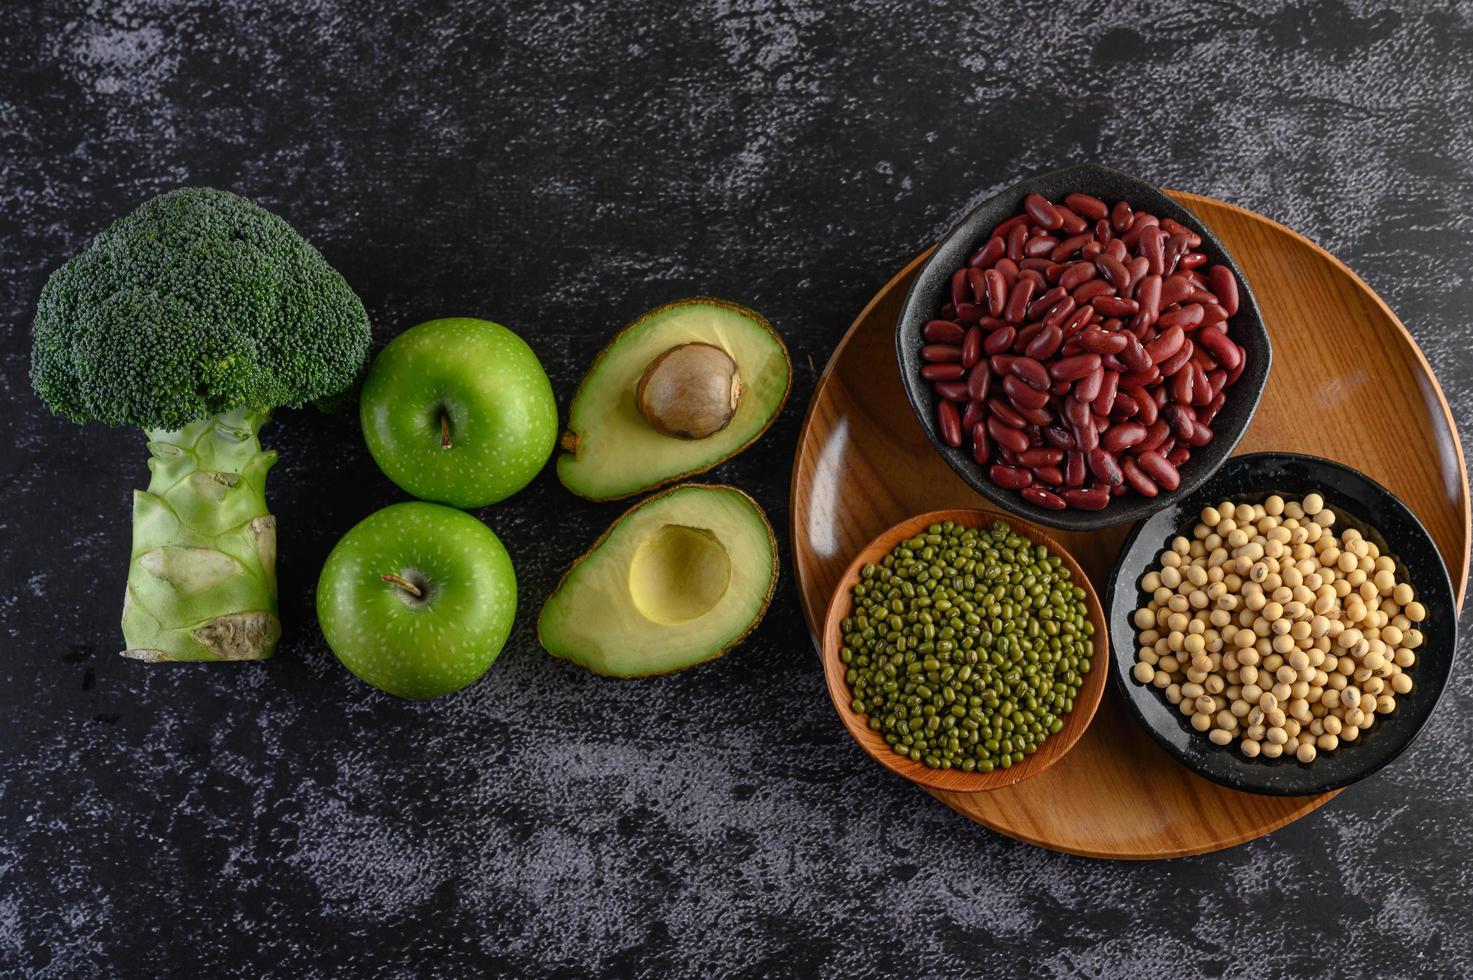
440,413 -> 451,449
380,572 -> 424,598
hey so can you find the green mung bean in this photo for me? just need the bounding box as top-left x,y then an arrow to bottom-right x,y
842,520 -> 1093,771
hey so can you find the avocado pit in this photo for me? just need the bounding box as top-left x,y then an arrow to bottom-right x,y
636,343 -> 742,440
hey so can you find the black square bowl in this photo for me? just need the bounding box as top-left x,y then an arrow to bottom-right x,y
1104,452 -> 1457,796
895,163 -> 1272,531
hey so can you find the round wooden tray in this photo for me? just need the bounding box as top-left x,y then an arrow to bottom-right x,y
791,191 -> 1470,859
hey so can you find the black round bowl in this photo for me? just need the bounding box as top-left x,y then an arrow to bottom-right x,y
895,163 -> 1272,531
1104,452 -> 1457,796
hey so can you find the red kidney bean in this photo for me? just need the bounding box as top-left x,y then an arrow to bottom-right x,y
1135,451 -> 1180,490
1062,306 -> 1095,338
1159,274 -> 1193,308
1093,369 -> 1120,416
1054,204 -> 1088,234
1017,269 -> 1047,292
1079,327 -> 1128,355
1130,388 -> 1157,425
1048,352 -> 1101,383
1081,239 -> 1105,261
922,344 -> 962,363
1009,356 -> 1051,391
1087,448 -> 1123,486
1187,289 -> 1217,306
921,363 -> 965,381
962,398 -> 986,432
1096,254 -> 1130,292
1145,324 -> 1184,364
1022,486 -> 1068,510
990,354 -> 1018,377
1059,260 -> 1097,290
988,398 -> 1027,429
1024,193 -> 1063,230
1133,273 -> 1162,325
923,319 -> 965,344
1050,232 -> 1094,263
1206,368 -> 1226,396
983,269 -> 1007,316
1134,418 -> 1170,454
1094,218 -> 1113,244
1121,212 -> 1158,249
994,257 -> 1019,288
1207,264 -> 1239,316
1064,450 -> 1086,488
1170,364 -> 1194,405
954,302 -> 985,323
1201,390 -> 1226,426
1195,326 -> 1240,370
1157,339 -> 1195,377
1116,330 -> 1150,370
1041,297 -> 1077,332
1024,323 -> 1064,360
950,267 -> 970,308
1091,297 -> 1138,319
1164,404 -> 1197,439
1101,420 -> 1147,453
978,315 -> 1008,331
966,363 -> 992,402
1006,223 -> 1029,262
1121,458 -> 1159,497
1024,234 -> 1057,258
1072,419 -> 1099,453
992,214 -> 1028,239
1126,256 -> 1150,293
1003,372 -> 1050,411
961,326 -> 982,369
938,399 -> 962,446
1167,446 -> 1192,466
971,422 -> 991,465
1018,447 -> 1064,467
1180,251 -> 1208,270
969,236 -> 1006,269
1200,302 -> 1228,325
1004,277 -> 1037,324
1064,193 -> 1108,220
1118,368 -> 1160,390
1041,427 -> 1073,452
1110,200 -> 1133,233
1185,420 -> 1213,447
1063,486 -> 1110,510
1159,218 -> 1196,241
1018,258 -> 1054,276
1157,304 -> 1204,330
990,464 -> 1032,489
1013,322 -> 1043,355
967,267 -> 989,304
983,325 -> 1016,356
1019,404 -> 1054,426
1163,233 -> 1190,273
1073,278 -> 1114,303
1226,348 -> 1247,386
1073,365 -> 1105,404
934,381 -> 970,401
1026,286 -> 1067,321
988,416 -> 1030,454
1111,391 -> 1139,418
1189,362 -> 1213,407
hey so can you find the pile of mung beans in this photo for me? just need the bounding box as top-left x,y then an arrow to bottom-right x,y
839,520 -> 1094,771
1131,493 -> 1425,763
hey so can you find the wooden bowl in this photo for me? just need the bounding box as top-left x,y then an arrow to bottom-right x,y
820,508 -> 1110,792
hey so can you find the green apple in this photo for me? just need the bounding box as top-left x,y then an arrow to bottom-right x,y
316,501 -> 517,699
360,317 -> 558,508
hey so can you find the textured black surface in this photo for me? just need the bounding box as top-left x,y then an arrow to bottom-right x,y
893,162 -> 1273,531
3,1 -> 1473,977
1105,454 -> 1458,796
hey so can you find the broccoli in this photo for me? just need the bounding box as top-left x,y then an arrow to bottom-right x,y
31,187 -> 371,662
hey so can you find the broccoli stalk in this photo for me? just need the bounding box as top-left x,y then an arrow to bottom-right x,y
32,188 -> 370,662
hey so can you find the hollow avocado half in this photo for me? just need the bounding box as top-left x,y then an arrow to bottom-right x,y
538,484 -> 778,677
557,298 -> 791,500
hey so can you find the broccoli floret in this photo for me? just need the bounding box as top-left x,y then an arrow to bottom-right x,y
32,186 -> 370,431
30,188 -> 372,663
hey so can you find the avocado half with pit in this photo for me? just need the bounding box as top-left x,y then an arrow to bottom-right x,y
538,484 -> 777,677
557,298 -> 791,500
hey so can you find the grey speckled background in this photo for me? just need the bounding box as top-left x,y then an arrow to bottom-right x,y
2,1 -> 1471,976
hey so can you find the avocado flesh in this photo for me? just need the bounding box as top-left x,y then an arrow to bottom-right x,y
538,484 -> 777,677
557,299 -> 790,500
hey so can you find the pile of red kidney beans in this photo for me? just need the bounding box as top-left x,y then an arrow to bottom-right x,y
919,191 -> 1247,511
